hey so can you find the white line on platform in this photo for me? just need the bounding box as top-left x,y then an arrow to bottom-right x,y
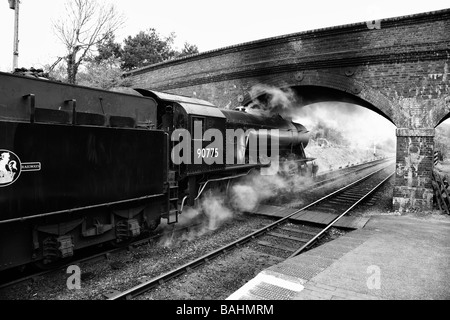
226,270 -> 305,300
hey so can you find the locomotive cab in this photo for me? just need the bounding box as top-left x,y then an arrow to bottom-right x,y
134,89 -> 227,176
134,89 -> 229,206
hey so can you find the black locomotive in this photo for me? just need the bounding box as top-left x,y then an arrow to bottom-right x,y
0,71 -> 312,271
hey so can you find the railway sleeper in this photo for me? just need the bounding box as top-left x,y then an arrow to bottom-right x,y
257,240 -> 296,253
328,199 -> 355,204
267,232 -> 309,243
311,206 -> 338,213
338,194 -> 366,199
279,226 -> 319,237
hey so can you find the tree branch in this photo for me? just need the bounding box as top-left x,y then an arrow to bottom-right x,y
52,0 -> 124,84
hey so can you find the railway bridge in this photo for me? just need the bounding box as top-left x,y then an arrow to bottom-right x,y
125,9 -> 450,212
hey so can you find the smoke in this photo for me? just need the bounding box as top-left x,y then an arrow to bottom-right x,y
232,164 -> 317,210
201,194 -> 234,230
246,84 -> 298,119
290,102 -> 396,151
158,190 -> 235,247
229,172 -> 289,212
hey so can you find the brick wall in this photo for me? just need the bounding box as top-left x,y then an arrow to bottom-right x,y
393,128 -> 435,211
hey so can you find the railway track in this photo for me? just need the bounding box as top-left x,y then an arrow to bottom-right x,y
307,156 -> 393,191
285,156 -> 394,208
108,162 -> 394,300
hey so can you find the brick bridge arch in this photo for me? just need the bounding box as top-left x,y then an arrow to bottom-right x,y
126,9 -> 450,212
237,72 -> 396,125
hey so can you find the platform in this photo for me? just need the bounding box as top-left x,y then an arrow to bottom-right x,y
227,215 -> 450,300
250,204 -> 370,229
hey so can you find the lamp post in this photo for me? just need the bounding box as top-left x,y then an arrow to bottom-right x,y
8,0 -> 20,70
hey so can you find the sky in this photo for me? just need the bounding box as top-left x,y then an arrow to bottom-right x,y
0,0 -> 449,72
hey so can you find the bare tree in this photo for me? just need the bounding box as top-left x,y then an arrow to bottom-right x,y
53,0 -> 124,84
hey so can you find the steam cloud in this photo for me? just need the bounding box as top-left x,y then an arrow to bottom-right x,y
246,84 -> 298,119
159,191 -> 235,246
290,102 -> 396,151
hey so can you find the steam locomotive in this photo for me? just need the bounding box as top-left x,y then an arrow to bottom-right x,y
0,71 -> 312,271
